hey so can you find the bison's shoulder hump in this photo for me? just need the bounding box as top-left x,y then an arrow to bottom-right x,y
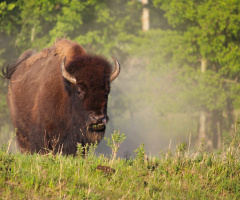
54,39 -> 87,63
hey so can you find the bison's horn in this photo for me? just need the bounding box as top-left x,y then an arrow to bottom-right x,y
61,57 -> 77,84
110,56 -> 120,82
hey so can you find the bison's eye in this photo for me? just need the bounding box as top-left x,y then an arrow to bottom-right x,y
77,87 -> 85,99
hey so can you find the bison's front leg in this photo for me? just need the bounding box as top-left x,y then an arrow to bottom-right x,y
28,126 -> 51,154
16,129 -> 30,153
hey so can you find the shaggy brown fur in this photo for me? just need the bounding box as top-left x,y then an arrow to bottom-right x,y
3,39 -> 119,155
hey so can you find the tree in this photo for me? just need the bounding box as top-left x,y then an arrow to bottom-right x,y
129,0 -> 240,148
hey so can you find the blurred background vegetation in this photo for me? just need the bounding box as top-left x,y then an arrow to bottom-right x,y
0,0 -> 240,156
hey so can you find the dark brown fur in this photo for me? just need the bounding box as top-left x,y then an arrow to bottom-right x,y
4,39 -> 117,155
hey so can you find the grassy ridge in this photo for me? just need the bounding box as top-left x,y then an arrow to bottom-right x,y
1,133 -> 240,199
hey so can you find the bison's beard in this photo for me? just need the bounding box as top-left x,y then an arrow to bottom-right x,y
84,124 -> 106,144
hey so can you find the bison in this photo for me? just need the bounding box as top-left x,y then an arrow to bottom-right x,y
2,39 -> 120,155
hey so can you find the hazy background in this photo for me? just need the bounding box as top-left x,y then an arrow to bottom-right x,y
0,0 -> 240,157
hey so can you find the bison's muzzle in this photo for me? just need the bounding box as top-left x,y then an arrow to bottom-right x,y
89,114 -> 107,132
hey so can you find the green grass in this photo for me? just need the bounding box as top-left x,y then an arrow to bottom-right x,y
1,132 -> 240,199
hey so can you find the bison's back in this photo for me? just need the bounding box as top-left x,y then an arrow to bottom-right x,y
9,49 -> 60,118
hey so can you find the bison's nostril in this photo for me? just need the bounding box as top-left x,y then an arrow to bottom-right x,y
102,118 -> 107,125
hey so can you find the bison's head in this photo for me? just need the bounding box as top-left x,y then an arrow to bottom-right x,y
61,55 -> 120,134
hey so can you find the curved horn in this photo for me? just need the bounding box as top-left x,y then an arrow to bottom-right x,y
61,57 -> 77,84
110,56 -> 120,82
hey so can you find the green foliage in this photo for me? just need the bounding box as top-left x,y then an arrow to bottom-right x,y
134,144 -> 146,164
76,142 -> 98,159
105,130 -> 126,162
177,142 -> 187,154
0,2 -> 17,35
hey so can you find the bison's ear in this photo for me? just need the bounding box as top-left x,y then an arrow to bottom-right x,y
110,56 -> 120,82
61,57 -> 77,84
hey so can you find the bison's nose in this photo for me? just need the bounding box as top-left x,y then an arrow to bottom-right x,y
89,114 -> 107,124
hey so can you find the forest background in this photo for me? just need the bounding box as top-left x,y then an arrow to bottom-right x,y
0,0 -> 240,157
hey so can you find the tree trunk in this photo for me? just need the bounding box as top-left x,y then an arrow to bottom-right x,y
142,0 -> 149,31
31,26 -> 35,43
226,97 -> 234,134
199,110 -> 207,140
212,110 -> 222,149
198,58 -> 207,142
201,58 -> 207,73
198,58 -> 212,148
216,121 -> 222,148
